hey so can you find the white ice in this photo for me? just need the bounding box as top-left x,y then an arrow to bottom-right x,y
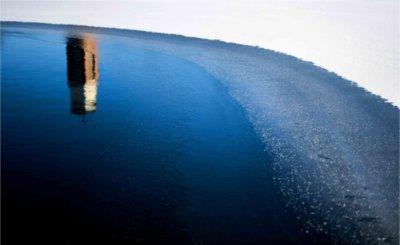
1,0 -> 399,106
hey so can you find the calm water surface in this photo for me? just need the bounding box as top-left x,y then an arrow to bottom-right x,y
1,27 -> 312,244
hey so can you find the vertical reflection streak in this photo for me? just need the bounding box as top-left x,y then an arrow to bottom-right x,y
66,35 -> 99,116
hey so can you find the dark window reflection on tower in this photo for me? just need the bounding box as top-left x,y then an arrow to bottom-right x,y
66,35 -> 98,115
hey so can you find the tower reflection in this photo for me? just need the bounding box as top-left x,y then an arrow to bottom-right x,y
66,35 -> 98,115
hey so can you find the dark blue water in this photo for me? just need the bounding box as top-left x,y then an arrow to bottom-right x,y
1,27 -> 313,244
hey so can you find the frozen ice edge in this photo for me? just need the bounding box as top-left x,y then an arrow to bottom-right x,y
2,21 -> 399,244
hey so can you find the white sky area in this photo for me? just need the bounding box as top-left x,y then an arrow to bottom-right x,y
1,0 -> 399,106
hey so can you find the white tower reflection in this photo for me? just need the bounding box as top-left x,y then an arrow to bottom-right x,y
66,35 -> 98,115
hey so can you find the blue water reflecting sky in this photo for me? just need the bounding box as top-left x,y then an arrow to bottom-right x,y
2,27 -> 313,244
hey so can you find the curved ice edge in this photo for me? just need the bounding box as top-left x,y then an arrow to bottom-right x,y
1,21 -> 396,109
2,21 -> 399,244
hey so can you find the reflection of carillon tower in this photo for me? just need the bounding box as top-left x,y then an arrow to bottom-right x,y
66,35 -> 98,115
